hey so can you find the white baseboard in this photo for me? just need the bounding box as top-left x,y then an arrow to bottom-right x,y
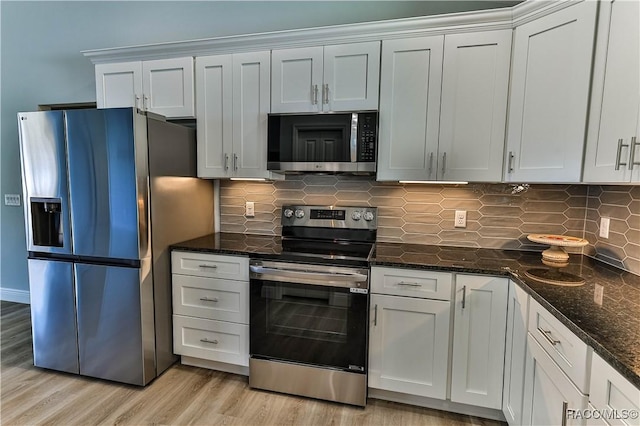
0,288 -> 30,304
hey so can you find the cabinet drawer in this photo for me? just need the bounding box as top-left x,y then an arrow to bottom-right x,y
371,267 -> 452,300
171,251 -> 249,281
528,298 -> 591,393
173,315 -> 248,366
172,275 -> 248,324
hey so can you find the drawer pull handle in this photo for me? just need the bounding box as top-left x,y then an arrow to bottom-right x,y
199,297 -> 219,302
540,328 -> 561,346
198,264 -> 218,269
561,401 -> 568,426
397,281 -> 422,287
200,338 -> 218,344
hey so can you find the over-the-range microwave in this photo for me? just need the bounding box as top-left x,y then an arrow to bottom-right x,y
267,111 -> 378,173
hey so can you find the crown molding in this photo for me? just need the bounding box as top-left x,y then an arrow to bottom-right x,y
82,0 -> 578,64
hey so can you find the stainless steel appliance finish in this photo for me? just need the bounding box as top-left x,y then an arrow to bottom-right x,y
267,112 -> 378,173
18,107 -> 214,386
249,358 -> 368,407
249,205 -> 376,406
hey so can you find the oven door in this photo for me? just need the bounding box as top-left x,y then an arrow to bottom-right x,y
249,260 -> 368,373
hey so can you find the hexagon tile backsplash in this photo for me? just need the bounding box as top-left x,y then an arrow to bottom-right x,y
219,176 -> 639,275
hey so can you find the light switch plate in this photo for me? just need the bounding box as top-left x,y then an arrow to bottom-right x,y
4,194 -> 21,206
599,217 -> 610,239
594,284 -> 604,306
454,210 -> 467,228
245,201 -> 255,217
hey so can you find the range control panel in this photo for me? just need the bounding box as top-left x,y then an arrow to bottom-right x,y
282,205 -> 377,230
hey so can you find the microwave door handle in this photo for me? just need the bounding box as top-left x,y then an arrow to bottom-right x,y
351,113 -> 358,162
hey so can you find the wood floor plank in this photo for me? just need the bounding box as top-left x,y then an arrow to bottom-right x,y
0,302 -> 506,426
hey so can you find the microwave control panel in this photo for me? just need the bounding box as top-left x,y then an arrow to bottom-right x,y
358,112 -> 378,162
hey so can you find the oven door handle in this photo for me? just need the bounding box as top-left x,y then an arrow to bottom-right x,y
250,265 -> 368,287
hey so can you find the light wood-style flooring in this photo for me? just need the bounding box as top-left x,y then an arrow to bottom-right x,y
1,301 -> 505,425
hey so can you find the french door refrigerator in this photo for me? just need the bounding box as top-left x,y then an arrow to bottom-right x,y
18,107 -> 214,385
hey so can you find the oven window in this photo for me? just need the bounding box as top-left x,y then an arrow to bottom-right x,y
250,280 -> 367,372
265,285 -> 350,343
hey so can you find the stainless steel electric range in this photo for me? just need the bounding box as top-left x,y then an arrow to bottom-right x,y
249,205 -> 377,407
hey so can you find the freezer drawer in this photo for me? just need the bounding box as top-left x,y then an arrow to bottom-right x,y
28,259 -> 79,374
75,263 -> 153,385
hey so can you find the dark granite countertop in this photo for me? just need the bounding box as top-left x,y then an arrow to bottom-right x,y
171,233 -> 640,390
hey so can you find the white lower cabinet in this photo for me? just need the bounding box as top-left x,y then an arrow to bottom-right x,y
368,267 -> 452,399
171,251 -> 249,374
368,293 -> 451,399
522,334 -> 589,426
589,352 -> 640,426
502,281 -> 530,425
450,274 -> 508,409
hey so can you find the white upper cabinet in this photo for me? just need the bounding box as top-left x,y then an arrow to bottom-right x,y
377,36 -> 444,181
196,51 -> 276,179
450,274 -> 508,410
583,0 -> 640,183
95,57 -> 195,119
271,42 -> 380,113
505,1 -> 598,182
438,30 -> 512,182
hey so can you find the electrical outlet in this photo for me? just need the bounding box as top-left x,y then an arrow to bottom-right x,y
594,284 -> 604,306
454,210 -> 467,228
245,201 -> 255,217
599,217 -> 610,239
4,194 -> 21,206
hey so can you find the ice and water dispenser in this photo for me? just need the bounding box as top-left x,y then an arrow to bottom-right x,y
30,198 -> 63,247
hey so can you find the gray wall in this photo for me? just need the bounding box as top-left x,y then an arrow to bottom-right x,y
0,1 -> 518,300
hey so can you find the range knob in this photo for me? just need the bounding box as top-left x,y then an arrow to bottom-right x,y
294,209 -> 305,219
363,211 -> 375,221
351,211 -> 362,221
283,208 -> 294,218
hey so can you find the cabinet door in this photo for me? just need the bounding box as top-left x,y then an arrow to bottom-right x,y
505,1 -> 598,182
451,275 -> 508,409
195,55 -> 233,178
271,46 -> 323,113
368,294 -> 450,399
142,57 -> 195,119
583,0 -> 640,183
377,36 -> 444,181
232,51 -> 271,178
438,30 -> 511,182
589,353 -> 640,426
95,61 -> 142,109
323,42 -> 380,112
503,281 -> 530,425
522,334 -> 588,426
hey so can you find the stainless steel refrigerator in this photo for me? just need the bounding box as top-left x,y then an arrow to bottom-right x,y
18,107 -> 214,385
